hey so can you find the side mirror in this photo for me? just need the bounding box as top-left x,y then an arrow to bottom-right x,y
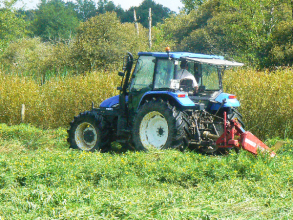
118,71 -> 125,77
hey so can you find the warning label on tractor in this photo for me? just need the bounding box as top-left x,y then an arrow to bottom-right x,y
245,138 -> 257,148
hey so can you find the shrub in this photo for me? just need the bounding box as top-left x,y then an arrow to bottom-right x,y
0,38 -> 73,82
0,67 -> 292,139
224,68 -> 293,139
0,71 -> 120,128
71,12 -> 149,73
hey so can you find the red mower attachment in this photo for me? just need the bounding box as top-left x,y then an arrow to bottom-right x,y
216,112 -> 278,157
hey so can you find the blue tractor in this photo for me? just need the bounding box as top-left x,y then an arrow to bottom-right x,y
68,50 -> 272,155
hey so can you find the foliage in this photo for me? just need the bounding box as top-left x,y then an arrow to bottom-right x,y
97,0 -> 124,18
32,0 -> 79,41
269,20 -> 293,67
151,26 -> 176,52
2,0 -> 293,69
0,8 -> 28,50
0,15 -> 170,75
164,0 -> 293,68
181,0 -> 207,12
0,124 -> 293,218
121,0 -> 174,28
224,67 -> 293,140
71,12 -> 149,72
0,66 -> 292,140
75,0 -> 97,21
0,38 -> 73,81
0,70 -> 120,128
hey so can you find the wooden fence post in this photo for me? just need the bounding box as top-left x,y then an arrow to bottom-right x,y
21,104 -> 25,123
148,8 -> 152,49
134,9 -> 139,35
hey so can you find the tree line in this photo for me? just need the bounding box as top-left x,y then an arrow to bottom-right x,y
170,0 -> 293,68
15,0 -> 173,42
1,0 -> 293,77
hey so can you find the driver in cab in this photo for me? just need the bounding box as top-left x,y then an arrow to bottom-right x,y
175,60 -> 198,94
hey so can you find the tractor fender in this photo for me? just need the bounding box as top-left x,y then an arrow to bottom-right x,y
138,91 -> 195,110
210,93 -> 240,110
100,95 -> 128,108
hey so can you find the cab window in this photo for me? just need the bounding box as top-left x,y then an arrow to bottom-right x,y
154,59 -> 175,89
130,56 -> 155,91
201,64 -> 220,90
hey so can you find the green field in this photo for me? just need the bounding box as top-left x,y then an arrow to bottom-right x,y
0,124 -> 292,219
0,66 -> 292,219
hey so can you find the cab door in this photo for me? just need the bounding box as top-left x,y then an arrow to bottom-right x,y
128,55 -> 156,117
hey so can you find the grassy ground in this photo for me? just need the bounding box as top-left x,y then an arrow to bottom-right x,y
0,124 -> 293,219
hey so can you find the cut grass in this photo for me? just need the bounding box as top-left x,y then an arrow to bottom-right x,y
0,124 -> 293,219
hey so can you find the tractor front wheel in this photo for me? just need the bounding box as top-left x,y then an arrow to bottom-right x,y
132,98 -> 189,151
67,111 -> 110,152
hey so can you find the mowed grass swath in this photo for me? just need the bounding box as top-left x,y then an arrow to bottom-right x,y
0,67 -> 292,139
0,123 -> 293,219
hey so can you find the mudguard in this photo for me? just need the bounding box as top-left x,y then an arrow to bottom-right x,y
138,91 -> 195,110
100,95 -> 129,108
210,93 -> 240,110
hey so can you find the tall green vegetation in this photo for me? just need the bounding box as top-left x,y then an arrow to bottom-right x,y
0,0 -> 174,76
2,0 -> 293,69
0,4 -> 28,50
71,12 -> 149,72
0,67 -> 292,140
0,38 -> 73,81
165,0 -> 293,68
0,71 -> 120,128
75,0 -> 97,21
224,68 -> 293,139
33,0 -> 79,41
121,0 -> 174,27
0,12 -> 160,76
181,0 -> 207,12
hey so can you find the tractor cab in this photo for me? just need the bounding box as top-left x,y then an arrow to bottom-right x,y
125,51 -> 243,118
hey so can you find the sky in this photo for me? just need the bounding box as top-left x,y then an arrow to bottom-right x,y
15,0 -> 184,13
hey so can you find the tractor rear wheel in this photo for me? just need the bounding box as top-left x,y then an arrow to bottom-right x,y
132,98 -> 189,151
67,111 -> 111,152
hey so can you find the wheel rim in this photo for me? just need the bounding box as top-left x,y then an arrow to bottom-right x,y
75,122 -> 98,151
139,111 -> 169,149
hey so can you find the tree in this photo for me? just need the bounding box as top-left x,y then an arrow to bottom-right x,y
33,0 -> 79,42
97,0 -> 124,18
0,4 -> 28,51
71,12 -> 149,73
161,0 -> 293,67
75,0 -> 97,21
269,20 -> 293,66
180,0 -> 207,13
122,0 -> 174,28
